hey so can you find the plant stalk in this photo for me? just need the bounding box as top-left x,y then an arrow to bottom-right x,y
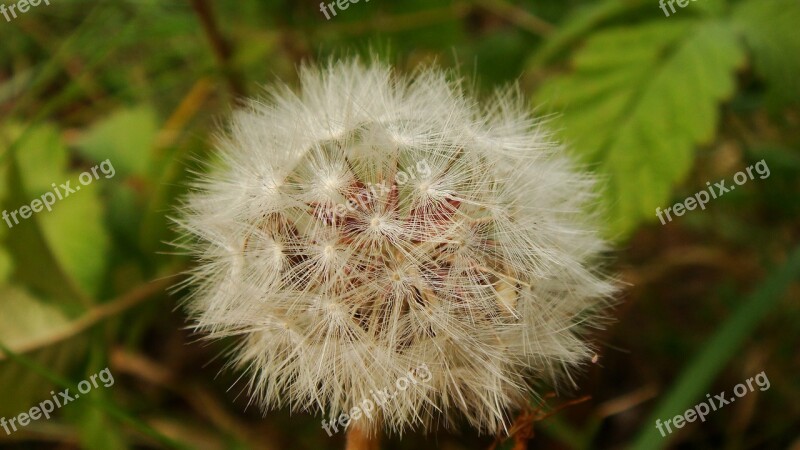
345,424 -> 380,450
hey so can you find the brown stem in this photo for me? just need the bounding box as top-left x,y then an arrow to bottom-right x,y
345,424 -> 380,450
188,0 -> 245,101
0,277 -> 173,361
479,0 -> 555,36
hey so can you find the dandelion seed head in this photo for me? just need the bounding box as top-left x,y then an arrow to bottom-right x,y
175,59 -> 615,436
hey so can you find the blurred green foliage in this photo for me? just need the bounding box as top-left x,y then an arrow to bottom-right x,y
0,0 -> 798,449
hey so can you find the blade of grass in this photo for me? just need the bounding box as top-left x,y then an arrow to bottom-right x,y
630,245 -> 800,450
0,6 -> 143,166
0,340 -> 192,450
2,3 -> 105,118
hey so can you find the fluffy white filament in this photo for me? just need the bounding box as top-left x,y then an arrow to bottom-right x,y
174,59 -> 615,436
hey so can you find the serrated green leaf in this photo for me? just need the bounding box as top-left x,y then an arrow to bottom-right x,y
76,106 -> 158,177
732,0 -> 800,107
529,0 -> 634,67
536,20 -> 745,238
528,0 -> 727,67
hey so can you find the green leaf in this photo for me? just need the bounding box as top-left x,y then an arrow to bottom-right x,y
0,286 -> 86,415
630,245 -> 800,450
38,191 -> 110,299
732,0 -> 800,107
76,106 -> 159,177
0,249 -> 11,282
536,20 -> 745,238
691,0 -> 728,16
0,286 -> 73,352
530,0 -> 633,68
0,165 -> 11,282
4,124 -> 110,302
76,405 -> 130,450
7,123 -> 68,194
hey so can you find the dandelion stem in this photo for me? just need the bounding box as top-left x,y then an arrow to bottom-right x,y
345,424 -> 380,450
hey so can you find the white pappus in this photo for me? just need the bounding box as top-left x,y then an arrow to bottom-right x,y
173,58 -> 616,437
